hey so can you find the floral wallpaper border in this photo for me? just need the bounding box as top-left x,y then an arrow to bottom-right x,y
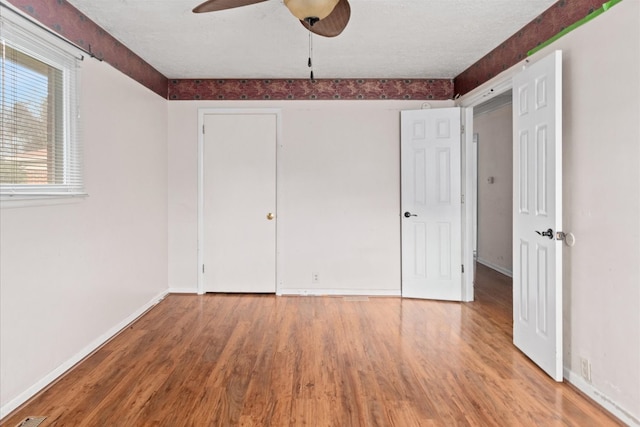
7,0 -> 168,98
168,78 -> 454,101
454,0 -> 607,96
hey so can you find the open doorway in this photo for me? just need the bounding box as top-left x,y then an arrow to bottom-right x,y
469,90 -> 514,321
473,91 -> 513,279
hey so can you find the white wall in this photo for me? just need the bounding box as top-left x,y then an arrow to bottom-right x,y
554,1 -> 640,420
0,58 -> 169,413
465,1 -> 640,423
474,104 -> 513,275
167,100 -> 453,294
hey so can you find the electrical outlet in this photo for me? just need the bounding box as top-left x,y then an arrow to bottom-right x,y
580,357 -> 592,383
312,272 -> 320,283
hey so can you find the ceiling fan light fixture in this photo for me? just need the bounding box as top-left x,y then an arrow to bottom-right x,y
283,0 -> 340,21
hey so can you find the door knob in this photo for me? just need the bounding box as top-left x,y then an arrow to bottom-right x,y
404,211 -> 417,218
536,228 -> 553,239
266,212 -> 274,220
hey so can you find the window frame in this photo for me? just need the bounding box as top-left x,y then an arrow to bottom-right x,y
1,6 -> 84,201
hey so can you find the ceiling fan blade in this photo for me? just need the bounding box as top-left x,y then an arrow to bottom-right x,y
193,0 -> 267,13
301,0 -> 350,37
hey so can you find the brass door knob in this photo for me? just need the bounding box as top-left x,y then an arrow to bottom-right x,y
266,212 -> 275,220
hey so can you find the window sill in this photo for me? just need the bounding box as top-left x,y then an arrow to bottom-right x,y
0,193 -> 89,209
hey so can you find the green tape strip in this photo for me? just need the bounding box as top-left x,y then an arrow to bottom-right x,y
527,0 -> 623,56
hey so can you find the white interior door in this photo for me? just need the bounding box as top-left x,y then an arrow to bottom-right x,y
202,112 -> 277,293
401,108 -> 462,301
512,50 -> 563,381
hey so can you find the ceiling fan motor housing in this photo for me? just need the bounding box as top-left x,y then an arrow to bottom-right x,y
192,0 -> 350,38
284,0 -> 340,20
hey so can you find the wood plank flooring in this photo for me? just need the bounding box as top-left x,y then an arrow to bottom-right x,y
2,264 -> 622,426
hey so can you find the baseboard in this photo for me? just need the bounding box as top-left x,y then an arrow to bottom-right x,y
564,367 -> 640,427
167,287 -> 199,294
170,288 -> 400,297
476,257 -> 513,278
0,289 -> 169,419
277,288 -> 401,296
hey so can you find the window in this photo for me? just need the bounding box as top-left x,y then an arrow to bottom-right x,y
1,8 -> 83,198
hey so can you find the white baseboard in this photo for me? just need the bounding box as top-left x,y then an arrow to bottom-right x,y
277,288 -> 401,296
564,367 -> 640,427
170,288 -> 400,297
167,287 -> 199,294
476,257 -> 513,278
0,289 -> 169,419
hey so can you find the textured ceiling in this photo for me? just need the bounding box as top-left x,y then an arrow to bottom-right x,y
65,0 -> 557,79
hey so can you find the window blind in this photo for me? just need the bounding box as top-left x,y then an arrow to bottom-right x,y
1,9 -> 83,197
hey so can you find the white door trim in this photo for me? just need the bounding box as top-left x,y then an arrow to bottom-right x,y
197,108 -> 283,295
457,61 -> 521,301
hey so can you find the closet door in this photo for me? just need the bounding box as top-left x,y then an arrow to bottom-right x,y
202,112 -> 277,293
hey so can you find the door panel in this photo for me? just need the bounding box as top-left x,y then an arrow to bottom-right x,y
512,50 -> 563,381
203,113 -> 277,293
401,108 -> 462,301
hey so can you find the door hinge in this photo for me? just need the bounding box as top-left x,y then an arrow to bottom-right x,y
461,194 -> 465,204
202,264 -> 205,273
461,124 -> 465,134
202,125 -> 205,134
462,264 -> 464,273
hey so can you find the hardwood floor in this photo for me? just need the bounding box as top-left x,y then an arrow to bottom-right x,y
2,264 -> 622,426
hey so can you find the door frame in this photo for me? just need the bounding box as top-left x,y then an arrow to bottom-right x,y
458,59 -> 525,302
197,108 -> 284,295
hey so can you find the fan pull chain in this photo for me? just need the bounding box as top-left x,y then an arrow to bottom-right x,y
308,24 -> 314,80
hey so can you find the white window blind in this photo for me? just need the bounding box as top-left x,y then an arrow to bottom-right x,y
1,8 -> 83,197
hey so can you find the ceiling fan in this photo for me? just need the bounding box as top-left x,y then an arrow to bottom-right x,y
192,0 -> 351,37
